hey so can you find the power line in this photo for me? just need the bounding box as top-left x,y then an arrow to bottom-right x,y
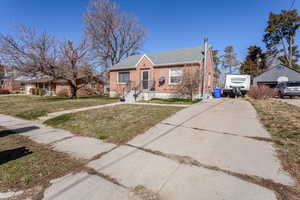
289,0 -> 296,10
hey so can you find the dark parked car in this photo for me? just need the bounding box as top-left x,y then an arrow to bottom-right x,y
275,81 -> 300,98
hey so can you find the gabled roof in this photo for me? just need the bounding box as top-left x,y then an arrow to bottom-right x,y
253,64 -> 300,83
109,46 -> 205,70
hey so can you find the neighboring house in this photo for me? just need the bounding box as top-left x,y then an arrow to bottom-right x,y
253,65 -> 300,88
24,77 -> 104,96
0,67 -> 26,93
0,72 -> 104,96
109,46 -> 215,100
0,65 -> 104,95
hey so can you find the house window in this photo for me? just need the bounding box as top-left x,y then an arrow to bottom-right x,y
118,71 -> 130,84
169,68 -> 182,84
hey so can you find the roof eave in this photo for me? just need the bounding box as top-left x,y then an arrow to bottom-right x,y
109,67 -> 136,71
153,60 -> 201,67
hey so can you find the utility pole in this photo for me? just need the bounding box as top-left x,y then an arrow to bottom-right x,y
201,38 -> 208,98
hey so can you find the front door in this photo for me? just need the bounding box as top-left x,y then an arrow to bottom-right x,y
141,70 -> 149,90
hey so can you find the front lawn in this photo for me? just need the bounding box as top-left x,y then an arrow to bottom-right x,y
44,104 -> 182,144
249,99 -> 300,197
0,95 -> 118,119
0,126 -> 82,193
145,98 -> 201,105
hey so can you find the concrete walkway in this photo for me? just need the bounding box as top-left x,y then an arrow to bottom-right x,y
38,101 -> 187,122
128,102 -> 189,107
38,102 -> 122,122
0,99 -> 294,200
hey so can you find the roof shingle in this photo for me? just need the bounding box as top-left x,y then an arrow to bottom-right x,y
253,65 -> 300,83
109,46 -> 205,70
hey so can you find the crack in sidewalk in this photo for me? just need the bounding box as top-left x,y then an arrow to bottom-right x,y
126,144 -> 299,200
161,122 -> 274,143
84,166 -> 128,189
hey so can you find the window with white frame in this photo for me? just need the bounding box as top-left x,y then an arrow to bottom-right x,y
169,68 -> 182,84
118,71 -> 130,84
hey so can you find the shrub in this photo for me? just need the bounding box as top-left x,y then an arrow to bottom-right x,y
56,88 -> 69,97
247,85 -> 277,100
0,89 -> 10,94
30,88 -> 46,96
30,88 -> 37,95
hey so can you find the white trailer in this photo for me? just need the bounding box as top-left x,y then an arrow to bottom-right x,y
223,74 -> 251,97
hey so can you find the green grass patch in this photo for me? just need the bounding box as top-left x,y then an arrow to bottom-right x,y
0,95 -> 118,119
146,98 -> 201,105
16,110 -> 48,120
45,114 -> 72,125
45,104 -> 183,144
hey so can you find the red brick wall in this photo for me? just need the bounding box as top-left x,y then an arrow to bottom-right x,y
109,50 -> 215,97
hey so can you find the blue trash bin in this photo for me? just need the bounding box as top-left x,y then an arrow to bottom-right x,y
213,88 -> 222,98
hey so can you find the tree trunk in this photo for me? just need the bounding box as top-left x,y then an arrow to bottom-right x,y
70,84 -> 78,99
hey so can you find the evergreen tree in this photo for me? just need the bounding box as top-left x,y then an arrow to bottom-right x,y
221,46 -> 239,74
263,9 -> 300,70
240,46 -> 267,77
212,49 -> 221,79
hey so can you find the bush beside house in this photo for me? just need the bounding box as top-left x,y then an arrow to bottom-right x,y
247,85 -> 277,99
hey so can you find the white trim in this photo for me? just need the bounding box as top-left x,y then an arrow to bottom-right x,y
135,54 -> 155,67
169,67 -> 182,85
117,71 -> 130,84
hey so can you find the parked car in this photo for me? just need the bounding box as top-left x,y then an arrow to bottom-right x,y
275,81 -> 300,98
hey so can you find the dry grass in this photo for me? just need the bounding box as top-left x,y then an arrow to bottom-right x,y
0,126 -> 83,193
249,98 -> 300,197
44,104 -> 182,144
0,95 -> 118,119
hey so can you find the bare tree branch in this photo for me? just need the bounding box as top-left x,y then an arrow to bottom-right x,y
84,0 -> 146,75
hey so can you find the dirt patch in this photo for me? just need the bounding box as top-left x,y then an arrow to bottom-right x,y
128,185 -> 160,200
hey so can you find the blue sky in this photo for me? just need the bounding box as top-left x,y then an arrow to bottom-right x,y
1,0 -> 299,61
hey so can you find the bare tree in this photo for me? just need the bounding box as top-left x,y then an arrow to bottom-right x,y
176,66 -> 201,100
59,40 -> 96,99
0,64 -> 4,79
85,0 -> 146,75
0,25 -> 97,99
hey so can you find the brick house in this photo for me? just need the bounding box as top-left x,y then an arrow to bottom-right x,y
1,75 -> 104,96
109,46 -> 215,100
23,77 -> 104,96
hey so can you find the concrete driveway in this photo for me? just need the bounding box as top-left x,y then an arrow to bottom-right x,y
43,99 -> 293,200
